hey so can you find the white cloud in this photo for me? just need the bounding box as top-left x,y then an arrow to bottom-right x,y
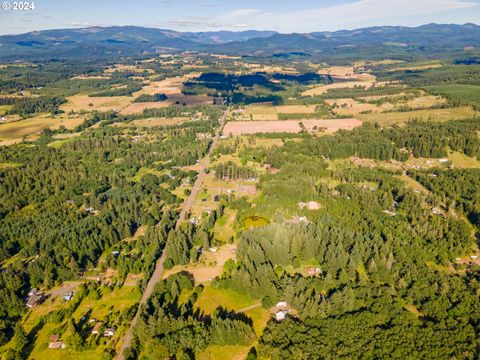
211,0 -> 480,32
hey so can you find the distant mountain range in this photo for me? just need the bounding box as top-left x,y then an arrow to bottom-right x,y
0,23 -> 479,61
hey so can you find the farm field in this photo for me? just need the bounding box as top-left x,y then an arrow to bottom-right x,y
223,118 -> 362,135
2,26 -> 480,360
302,73 -> 377,96
0,114 -> 85,142
60,95 -> 132,113
357,106 -> 475,126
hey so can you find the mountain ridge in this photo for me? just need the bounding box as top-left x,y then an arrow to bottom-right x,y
0,23 -> 479,61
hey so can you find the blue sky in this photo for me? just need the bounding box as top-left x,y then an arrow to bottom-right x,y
1,0 -> 480,35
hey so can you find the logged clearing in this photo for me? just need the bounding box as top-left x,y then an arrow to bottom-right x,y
357,106 -> 475,126
223,118 -> 362,136
61,94 -> 132,113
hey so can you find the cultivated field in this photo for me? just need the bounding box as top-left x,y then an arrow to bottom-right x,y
275,104 -> 317,114
0,114 -> 85,144
302,74 -> 377,96
60,94 -> 133,113
223,118 -> 362,136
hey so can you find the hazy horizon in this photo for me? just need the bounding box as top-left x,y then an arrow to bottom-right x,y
1,0 -> 480,35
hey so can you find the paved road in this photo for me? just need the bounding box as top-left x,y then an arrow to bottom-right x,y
117,108 -> 228,359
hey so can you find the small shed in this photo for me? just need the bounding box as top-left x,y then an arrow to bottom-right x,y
103,328 -> 116,337
91,322 -> 103,335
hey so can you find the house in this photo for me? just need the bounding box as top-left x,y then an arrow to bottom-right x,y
275,310 -> 287,321
276,301 -> 287,308
307,201 -> 320,210
91,322 -> 103,335
63,291 -> 74,301
26,293 -> 44,308
28,288 -> 38,297
103,328 -> 116,337
307,267 -> 321,276
48,341 -> 65,349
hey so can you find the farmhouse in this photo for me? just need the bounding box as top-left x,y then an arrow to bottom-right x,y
26,293 -> 44,308
63,291 -> 74,301
307,267 -> 321,276
48,341 -> 65,349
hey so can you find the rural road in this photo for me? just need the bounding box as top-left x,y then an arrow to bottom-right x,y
117,108 -> 228,359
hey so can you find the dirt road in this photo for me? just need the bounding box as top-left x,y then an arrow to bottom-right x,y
117,108 -> 228,359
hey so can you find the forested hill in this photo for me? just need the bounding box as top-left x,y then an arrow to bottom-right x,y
0,23 -> 479,61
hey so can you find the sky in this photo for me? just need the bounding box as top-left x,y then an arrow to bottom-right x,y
1,0 -> 480,35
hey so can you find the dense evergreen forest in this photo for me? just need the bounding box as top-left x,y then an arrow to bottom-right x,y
0,111 -> 221,349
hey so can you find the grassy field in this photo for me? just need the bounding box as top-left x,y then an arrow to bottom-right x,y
275,104 -> 317,114
396,174 -> 430,195
195,286 -> 257,314
213,210 -> 236,243
72,285 -> 140,321
60,94 -> 133,113
0,114 -> 85,143
195,285 -> 270,338
129,167 -> 165,182
197,345 -> 250,360
236,105 -> 278,121
448,151 -> 480,169
357,106 -> 475,126
0,105 -> 12,115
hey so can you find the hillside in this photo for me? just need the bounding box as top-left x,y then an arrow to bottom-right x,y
0,24 -> 479,61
